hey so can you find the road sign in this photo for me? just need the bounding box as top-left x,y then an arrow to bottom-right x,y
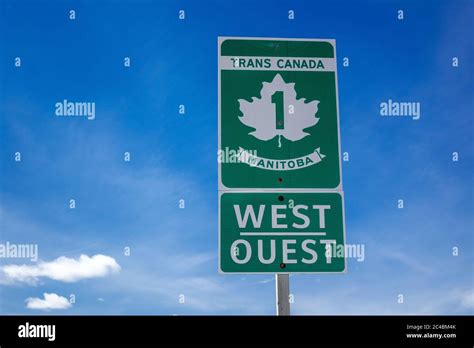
218,37 -> 342,190
219,191 -> 346,273
218,37 -> 346,277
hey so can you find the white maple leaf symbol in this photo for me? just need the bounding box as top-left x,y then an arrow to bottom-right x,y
238,74 -> 319,147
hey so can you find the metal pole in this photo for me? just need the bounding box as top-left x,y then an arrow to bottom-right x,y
275,274 -> 290,315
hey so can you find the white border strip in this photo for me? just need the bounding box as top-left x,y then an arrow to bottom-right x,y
219,56 -> 335,71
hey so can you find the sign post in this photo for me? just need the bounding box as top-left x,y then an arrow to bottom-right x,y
276,274 -> 290,316
218,37 -> 345,315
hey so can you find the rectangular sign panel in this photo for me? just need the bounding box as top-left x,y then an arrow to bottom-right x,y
219,191 -> 346,273
218,37 -> 342,190
218,37 -> 345,274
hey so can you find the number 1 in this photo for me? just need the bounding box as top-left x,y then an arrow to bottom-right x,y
272,91 -> 284,129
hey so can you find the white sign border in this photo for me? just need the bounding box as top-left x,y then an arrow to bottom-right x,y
218,190 -> 347,275
217,36 -> 344,192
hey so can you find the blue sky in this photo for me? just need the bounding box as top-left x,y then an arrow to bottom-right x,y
0,0 -> 473,314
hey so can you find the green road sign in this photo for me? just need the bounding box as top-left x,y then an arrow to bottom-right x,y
218,37 -> 342,190
219,191 -> 346,273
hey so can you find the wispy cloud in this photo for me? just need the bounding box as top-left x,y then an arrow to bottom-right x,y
1,254 -> 120,285
460,290 -> 474,309
106,256 -> 270,314
382,250 -> 433,275
25,293 -> 72,311
291,285 -> 474,315
257,277 -> 274,284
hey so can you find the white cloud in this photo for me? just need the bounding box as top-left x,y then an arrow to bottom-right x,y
25,293 -> 72,311
1,254 -> 120,284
